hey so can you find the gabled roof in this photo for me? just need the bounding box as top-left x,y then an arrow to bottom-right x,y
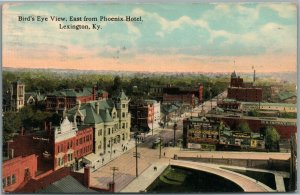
48,87 -> 92,97
37,175 -> 96,193
67,99 -> 116,125
117,89 -> 128,100
83,104 -> 103,124
278,91 -> 297,101
100,109 -> 113,122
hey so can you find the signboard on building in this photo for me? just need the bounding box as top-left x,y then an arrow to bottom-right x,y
187,143 -> 201,149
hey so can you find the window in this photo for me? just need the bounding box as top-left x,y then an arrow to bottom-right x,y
122,104 -> 125,108
12,175 -> 16,184
6,176 -> 11,186
3,178 -> 6,188
122,112 -> 125,118
108,128 -> 111,135
122,123 -> 125,129
76,140 -> 78,146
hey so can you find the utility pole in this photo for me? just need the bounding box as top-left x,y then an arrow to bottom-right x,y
110,166 -> 119,184
133,132 -> 140,177
110,137 -> 113,159
159,137 -> 162,159
173,122 -> 177,147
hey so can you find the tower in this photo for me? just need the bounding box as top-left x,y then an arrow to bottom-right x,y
10,78 -> 25,112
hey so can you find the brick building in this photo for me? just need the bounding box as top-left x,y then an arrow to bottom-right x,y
163,93 -> 195,107
46,87 -> 96,112
227,71 -> 263,102
149,84 -> 203,105
2,154 -> 38,192
206,113 -> 297,139
53,117 -> 93,170
129,99 -> 160,132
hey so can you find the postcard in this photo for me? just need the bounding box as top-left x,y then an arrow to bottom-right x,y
1,1 -> 297,193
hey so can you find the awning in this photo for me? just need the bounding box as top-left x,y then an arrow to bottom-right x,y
82,153 -> 100,165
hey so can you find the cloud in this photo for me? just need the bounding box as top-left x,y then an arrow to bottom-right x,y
263,3 -> 297,19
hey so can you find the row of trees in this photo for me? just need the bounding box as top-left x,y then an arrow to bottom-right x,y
3,106 -> 61,142
3,71 -> 229,100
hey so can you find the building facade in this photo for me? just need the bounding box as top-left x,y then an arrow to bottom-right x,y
227,71 -> 263,102
46,87 -> 98,112
10,79 -> 25,112
53,117 -> 94,171
2,154 -> 38,192
67,90 -> 131,162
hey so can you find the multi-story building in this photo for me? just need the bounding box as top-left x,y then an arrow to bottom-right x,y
227,71 -> 263,102
129,99 -> 161,132
2,154 -> 38,192
46,87 -> 97,112
163,93 -> 195,107
67,90 -> 131,163
149,84 -> 203,104
53,117 -> 94,171
10,79 -> 25,111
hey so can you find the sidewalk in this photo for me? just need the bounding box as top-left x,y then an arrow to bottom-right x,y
76,138 -> 136,173
120,160 -> 169,192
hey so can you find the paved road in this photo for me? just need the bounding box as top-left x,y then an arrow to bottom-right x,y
171,160 -> 273,192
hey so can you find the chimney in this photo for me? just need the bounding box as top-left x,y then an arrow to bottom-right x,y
95,102 -> 100,115
84,166 -> 90,188
93,85 -> 97,100
20,127 -> 25,136
10,149 -> 14,159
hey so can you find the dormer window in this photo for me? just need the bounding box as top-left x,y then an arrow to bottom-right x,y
76,116 -> 81,124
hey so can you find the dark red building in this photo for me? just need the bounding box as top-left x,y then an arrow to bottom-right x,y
228,87 -> 263,102
227,71 -> 263,102
2,154 -> 38,192
46,87 -> 97,112
163,93 -> 195,107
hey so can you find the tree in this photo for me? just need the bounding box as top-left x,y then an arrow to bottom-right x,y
237,121 -> 251,132
265,127 -> 280,151
3,112 -> 22,142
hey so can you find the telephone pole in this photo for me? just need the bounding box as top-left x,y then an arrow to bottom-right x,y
159,137 -> 162,159
133,132 -> 140,177
173,122 -> 177,147
110,166 -> 119,184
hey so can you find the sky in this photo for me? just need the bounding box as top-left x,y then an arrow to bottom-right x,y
2,3 -> 297,73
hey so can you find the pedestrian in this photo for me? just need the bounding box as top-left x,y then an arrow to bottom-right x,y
154,166 -> 157,171
163,152 -> 166,157
102,158 -> 104,164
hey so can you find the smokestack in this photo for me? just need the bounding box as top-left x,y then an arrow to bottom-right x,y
253,69 -> 256,83
84,166 -> 90,188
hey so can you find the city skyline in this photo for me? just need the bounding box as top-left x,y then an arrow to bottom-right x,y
3,3 -> 297,73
